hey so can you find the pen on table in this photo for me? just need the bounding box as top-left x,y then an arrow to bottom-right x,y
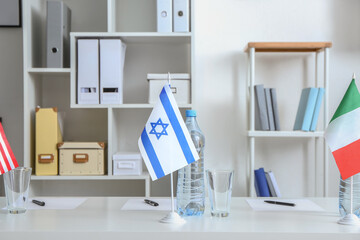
264,200 -> 296,207
32,199 -> 45,206
144,199 -> 159,207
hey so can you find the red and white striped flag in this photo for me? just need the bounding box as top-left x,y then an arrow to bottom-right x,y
0,122 -> 18,174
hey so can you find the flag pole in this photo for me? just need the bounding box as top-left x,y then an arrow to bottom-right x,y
338,176 -> 360,225
159,73 -> 185,224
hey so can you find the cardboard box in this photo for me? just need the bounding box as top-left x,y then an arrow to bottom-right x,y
35,107 -> 63,176
147,73 -> 190,104
58,142 -> 105,175
113,152 -> 142,176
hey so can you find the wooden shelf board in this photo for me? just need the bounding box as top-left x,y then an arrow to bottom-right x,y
248,130 -> 324,137
31,172 -> 150,180
244,42 -> 332,52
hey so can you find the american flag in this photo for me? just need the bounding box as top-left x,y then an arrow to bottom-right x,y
0,122 -> 18,174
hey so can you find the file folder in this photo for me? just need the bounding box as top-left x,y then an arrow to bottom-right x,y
100,39 -> 126,104
173,0 -> 189,32
77,39 -> 99,104
157,0 -> 172,32
35,108 -> 63,176
46,1 -> 71,68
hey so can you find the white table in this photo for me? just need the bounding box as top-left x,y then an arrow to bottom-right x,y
0,197 -> 359,240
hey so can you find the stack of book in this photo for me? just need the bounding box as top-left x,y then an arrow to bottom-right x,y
254,167 -> 281,197
293,87 -> 325,131
254,85 -> 280,131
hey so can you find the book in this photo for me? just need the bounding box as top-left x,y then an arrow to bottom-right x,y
254,168 -> 271,197
293,88 -> 319,131
266,171 -> 281,198
270,88 -> 280,131
310,88 -> 325,131
265,88 -> 275,131
265,171 -> 276,197
254,85 -> 270,130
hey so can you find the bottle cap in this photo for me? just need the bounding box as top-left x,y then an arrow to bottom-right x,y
186,110 -> 197,117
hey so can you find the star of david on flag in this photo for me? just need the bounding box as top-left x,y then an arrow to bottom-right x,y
138,84 -> 199,181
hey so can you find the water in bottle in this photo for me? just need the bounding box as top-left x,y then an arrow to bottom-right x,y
176,110 -> 205,216
339,173 -> 360,217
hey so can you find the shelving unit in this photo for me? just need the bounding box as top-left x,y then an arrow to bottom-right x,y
245,42 -> 332,197
23,0 -> 194,197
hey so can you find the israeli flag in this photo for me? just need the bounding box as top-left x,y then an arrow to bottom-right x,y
138,84 -> 199,181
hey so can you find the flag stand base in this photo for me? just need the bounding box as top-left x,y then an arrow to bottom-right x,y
159,211 -> 186,224
338,213 -> 360,225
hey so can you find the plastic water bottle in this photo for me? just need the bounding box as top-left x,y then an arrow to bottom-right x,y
176,110 -> 205,216
339,173 -> 360,217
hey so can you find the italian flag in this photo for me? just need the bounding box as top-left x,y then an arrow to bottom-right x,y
325,77 -> 360,180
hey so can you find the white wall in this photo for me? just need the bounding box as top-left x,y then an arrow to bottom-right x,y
194,0 -> 360,197
0,27 -> 23,195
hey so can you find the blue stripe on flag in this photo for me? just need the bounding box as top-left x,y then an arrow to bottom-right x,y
141,128 -> 165,179
160,88 -> 196,164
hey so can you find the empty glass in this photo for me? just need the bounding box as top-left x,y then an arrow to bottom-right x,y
206,169 -> 234,217
3,167 -> 32,214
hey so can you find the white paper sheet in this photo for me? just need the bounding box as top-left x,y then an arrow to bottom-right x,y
27,197 -> 87,210
121,198 -> 173,211
246,199 -> 324,212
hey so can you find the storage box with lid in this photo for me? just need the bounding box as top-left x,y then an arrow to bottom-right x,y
58,142 -> 105,175
147,73 -> 190,104
113,152 -> 142,176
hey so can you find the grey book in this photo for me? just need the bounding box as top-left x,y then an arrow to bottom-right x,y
265,171 -> 277,197
270,88 -> 281,131
46,1 -> 71,68
254,85 -> 269,130
265,88 -> 275,131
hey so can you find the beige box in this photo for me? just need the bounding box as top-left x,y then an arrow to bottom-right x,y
58,142 -> 105,175
147,73 -> 190,104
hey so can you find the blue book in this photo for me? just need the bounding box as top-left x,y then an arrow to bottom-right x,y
254,168 -> 270,197
293,88 -> 319,131
310,88 -> 325,131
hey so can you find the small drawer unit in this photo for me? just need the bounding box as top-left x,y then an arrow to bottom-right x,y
58,142 -> 105,175
147,73 -> 190,104
113,152 -> 142,176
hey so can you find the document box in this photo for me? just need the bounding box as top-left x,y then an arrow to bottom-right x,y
113,152 -> 142,176
35,107 -> 63,176
147,73 -> 190,104
58,142 -> 105,175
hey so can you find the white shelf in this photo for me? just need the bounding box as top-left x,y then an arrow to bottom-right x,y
28,68 -> 71,77
31,172 -> 150,180
70,32 -> 191,44
70,103 -> 193,109
248,131 -> 324,138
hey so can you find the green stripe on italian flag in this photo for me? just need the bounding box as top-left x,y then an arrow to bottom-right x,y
325,78 -> 360,179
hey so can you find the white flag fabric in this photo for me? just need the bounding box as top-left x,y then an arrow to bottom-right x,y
138,84 -> 199,180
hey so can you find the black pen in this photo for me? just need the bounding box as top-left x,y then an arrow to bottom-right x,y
32,199 -> 45,206
264,200 -> 295,207
144,199 -> 159,207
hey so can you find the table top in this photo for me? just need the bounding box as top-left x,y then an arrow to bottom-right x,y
0,197 -> 359,240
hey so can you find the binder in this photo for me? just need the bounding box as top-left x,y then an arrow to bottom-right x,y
157,0 -> 172,32
254,168 -> 270,197
173,0 -> 190,32
46,1 -> 71,68
99,39 -> 126,104
35,108 -> 63,176
77,39 -> 99,104
270,88 -> 281,130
